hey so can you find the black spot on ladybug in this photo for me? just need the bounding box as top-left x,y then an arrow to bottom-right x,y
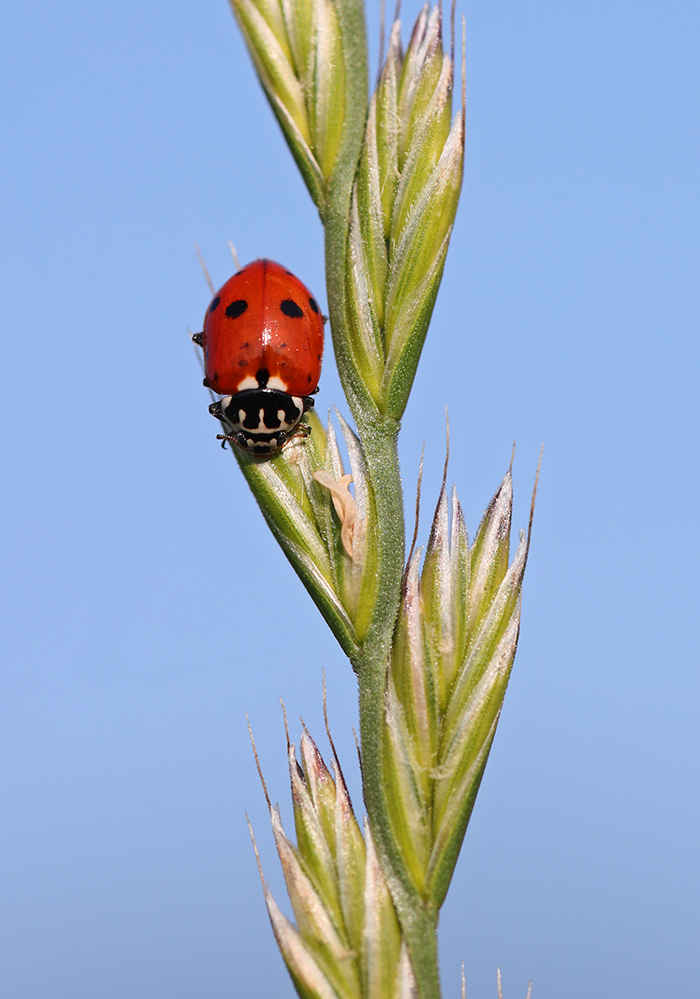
225,299 -> 248,319
279,342 -> 286,349
241,342 -> 249,348
209,296 -> 221,313
212,370 -> 219,383
281,299 -> 304,319
256,368 -> 270,388
307,374 -> 312,383
238,359 -> 247,367
309,298 -> 319,314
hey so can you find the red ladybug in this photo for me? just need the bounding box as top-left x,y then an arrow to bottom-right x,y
193,259 -> 324,455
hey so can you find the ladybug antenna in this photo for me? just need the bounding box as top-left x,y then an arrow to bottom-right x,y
228,240 -> 241,271
194,242 -> 215,296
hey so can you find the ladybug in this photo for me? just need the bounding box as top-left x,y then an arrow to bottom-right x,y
193,259 -> 324,455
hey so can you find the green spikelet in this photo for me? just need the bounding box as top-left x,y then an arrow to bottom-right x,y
382,464 -> 538,908
249,725 -> 417,998
345,6 -> 464,417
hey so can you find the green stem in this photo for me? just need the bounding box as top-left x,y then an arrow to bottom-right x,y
322,3 -> 442,995
359,688 -> 441,996
354,419 -> 442,999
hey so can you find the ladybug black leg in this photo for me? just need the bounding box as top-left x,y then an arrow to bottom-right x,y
302,396 -> 315,412
191,331 -> 203,346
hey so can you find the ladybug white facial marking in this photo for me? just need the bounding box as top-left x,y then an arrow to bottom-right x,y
210,390 -> 306,454
199,259 -> 324,455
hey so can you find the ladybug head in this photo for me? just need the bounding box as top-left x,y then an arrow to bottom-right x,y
209,389 -> 308,455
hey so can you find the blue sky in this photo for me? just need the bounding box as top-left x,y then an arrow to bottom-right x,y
0,0 -> 698,996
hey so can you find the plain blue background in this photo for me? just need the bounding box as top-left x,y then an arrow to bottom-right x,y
1,0 -> 698,996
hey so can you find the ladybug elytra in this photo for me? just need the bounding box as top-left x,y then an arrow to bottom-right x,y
194,259 -> 324,455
